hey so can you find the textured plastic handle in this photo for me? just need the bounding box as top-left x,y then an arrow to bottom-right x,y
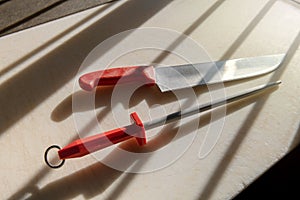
58,112 -> 146,159
79,66 -> 156,91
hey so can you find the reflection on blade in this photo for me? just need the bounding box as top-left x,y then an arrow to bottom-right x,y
155,54 -> 285,92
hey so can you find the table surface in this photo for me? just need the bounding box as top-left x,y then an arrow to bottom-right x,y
1,0 -> 300,199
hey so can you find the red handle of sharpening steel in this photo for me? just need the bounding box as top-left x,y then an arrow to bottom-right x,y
58,112 -> 146,160
79,66 -> 156,91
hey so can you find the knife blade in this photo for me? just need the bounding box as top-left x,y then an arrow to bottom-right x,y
79,54 -> 285,91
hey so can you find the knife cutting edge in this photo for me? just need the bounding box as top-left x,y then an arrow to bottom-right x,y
45,80 -> 281,168
79,54 -> 285,91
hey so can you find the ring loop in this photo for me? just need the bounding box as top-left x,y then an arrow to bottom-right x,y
44,145 -> 65,169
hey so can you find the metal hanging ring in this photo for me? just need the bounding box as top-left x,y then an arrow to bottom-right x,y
44,145 -> 65,169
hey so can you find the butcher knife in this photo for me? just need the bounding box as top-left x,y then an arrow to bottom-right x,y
79,54 -> 284,91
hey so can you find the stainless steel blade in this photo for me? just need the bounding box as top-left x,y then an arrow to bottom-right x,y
155,54 -> 285,92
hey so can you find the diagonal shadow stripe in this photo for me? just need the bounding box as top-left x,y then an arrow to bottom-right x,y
220,0 -> 277,60
198,13 -> 300,200
7,0 -> 226,199
0,0 -> 172,137
6,1 -> 174,199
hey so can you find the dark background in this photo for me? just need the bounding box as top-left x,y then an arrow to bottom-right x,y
0,0 -> 115,37
234,143 -> 300,199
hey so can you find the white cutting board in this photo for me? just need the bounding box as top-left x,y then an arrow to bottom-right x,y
1,0 -> 300,199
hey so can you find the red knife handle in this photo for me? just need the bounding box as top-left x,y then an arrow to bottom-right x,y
58,112 -> 146,159
79,66 -> 156,91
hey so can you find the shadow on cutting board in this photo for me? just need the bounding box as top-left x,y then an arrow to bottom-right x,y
6,1 -> 175,199
0,0 -> 173,136
196,1 -> 300,199
26,87 -> 276,200
8,0 -> 226,198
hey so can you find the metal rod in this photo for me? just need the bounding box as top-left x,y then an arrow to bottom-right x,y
143,80 -> 281,130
